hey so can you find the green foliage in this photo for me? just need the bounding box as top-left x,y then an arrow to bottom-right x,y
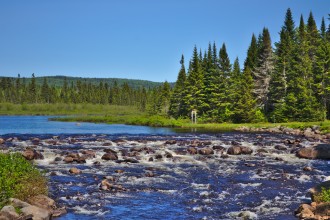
320,187 -> 330,202
314,187 -> 330,203
0,153 -> 48,208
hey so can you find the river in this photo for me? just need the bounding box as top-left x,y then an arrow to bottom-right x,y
0,116 -> 329,219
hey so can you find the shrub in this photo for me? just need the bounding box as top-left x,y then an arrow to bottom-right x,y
320,187 -> 330,202
0,153 -> 48,208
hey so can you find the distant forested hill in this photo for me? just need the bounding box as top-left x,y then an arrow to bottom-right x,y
0,75 -> 171,89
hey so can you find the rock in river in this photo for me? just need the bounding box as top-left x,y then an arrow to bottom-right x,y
22,148 -> 44,160
101,152 -> 118,161
296,144 -> 330,159
227,146 -> 241,155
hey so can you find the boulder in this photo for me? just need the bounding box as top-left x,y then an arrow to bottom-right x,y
102,142 -> 112,146
164,151 -> 173,158
212,145 -> 225,151
101,152 -> 118,161
27,195 -> 55,211
165,140 -> 177,145
31,138 -> 40,145
227,146 -> 242,155
63,156 -> 74,163
0,138 -> 4,145
187,147 -> 197,155
104,148 -> 118,154
295,204 -> 315,219
198,147 -> 214,155
69,167 -> 81,174
315,203 -> 330,217
0,205 -> 19,219
80,150 -> 96,158
274,145 -> 287,151
22,149 -> 44,160
21,205 -> 51,220
240,146 -> 253,155
296,144 -> 330,160
9,198 -> 30,208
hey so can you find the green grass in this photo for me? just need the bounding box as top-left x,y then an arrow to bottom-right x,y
0,103 -> 138,116
0,153 -> 48,209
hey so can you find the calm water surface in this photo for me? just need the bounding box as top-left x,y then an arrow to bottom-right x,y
0,116 -> 175,135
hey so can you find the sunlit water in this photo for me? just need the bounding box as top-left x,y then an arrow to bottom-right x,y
0,116 -> 329,219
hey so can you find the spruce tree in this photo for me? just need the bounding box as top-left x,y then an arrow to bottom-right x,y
169,55 -> 187,118
183,46 -> 205,117
268,8 -> 296,121
244,34 -> 258,71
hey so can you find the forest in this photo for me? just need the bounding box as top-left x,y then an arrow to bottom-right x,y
0,9 -> 329,123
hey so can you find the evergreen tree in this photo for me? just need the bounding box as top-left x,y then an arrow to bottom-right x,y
215,43 -> 232,121
29,73 -> 37,103
244,34 -> 258,71
169,55 -> 187,118
41,77 -> 50,103
286,15 -> 324,121
268,8 -> 296,121
183,46 -> 205,116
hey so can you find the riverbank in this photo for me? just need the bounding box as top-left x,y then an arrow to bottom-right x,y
2,103 -> 330,134
52,114 -> 330,135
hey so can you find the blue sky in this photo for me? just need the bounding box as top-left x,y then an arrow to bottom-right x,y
0,0 -> 329,82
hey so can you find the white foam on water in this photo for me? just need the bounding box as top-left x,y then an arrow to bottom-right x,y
217,190 -> 230,200
200,191 -> 210,197
191,183 -> 210,190
254,199 -> 286,214
192,206 -> 203,212
297,174 -> 311,183
157,189 -> 178,194
72,205 -> 109,216
227,211 -> 258,220
238,183 -> 262,188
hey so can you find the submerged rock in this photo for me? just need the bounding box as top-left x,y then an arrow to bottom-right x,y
69,167 -> 82,174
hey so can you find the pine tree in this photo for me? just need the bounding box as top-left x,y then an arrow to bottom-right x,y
315,17 -> 330,119
183,46 -> 205,116
287,15 -> 324,121
41,77 -> 50,103
29,73 -> 37,103
215,43 -> 232,121
169,55 -> 187,118
268,8 -> 296,121
231,67 -> 256,123
244,34 -> 258,71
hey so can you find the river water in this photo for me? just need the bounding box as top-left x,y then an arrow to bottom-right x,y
0,116 -> 329,219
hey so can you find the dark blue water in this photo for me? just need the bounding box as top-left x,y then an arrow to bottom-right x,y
0,116 -> 329,219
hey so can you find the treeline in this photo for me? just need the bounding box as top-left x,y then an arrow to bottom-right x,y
0,75 -> 166,89
0,73 -> 171,114
169,9 -> 330,123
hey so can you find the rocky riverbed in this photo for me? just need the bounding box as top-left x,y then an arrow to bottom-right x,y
0,132 -> 329,219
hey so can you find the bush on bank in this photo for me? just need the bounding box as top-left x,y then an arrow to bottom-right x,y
0,153 -> 48,209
